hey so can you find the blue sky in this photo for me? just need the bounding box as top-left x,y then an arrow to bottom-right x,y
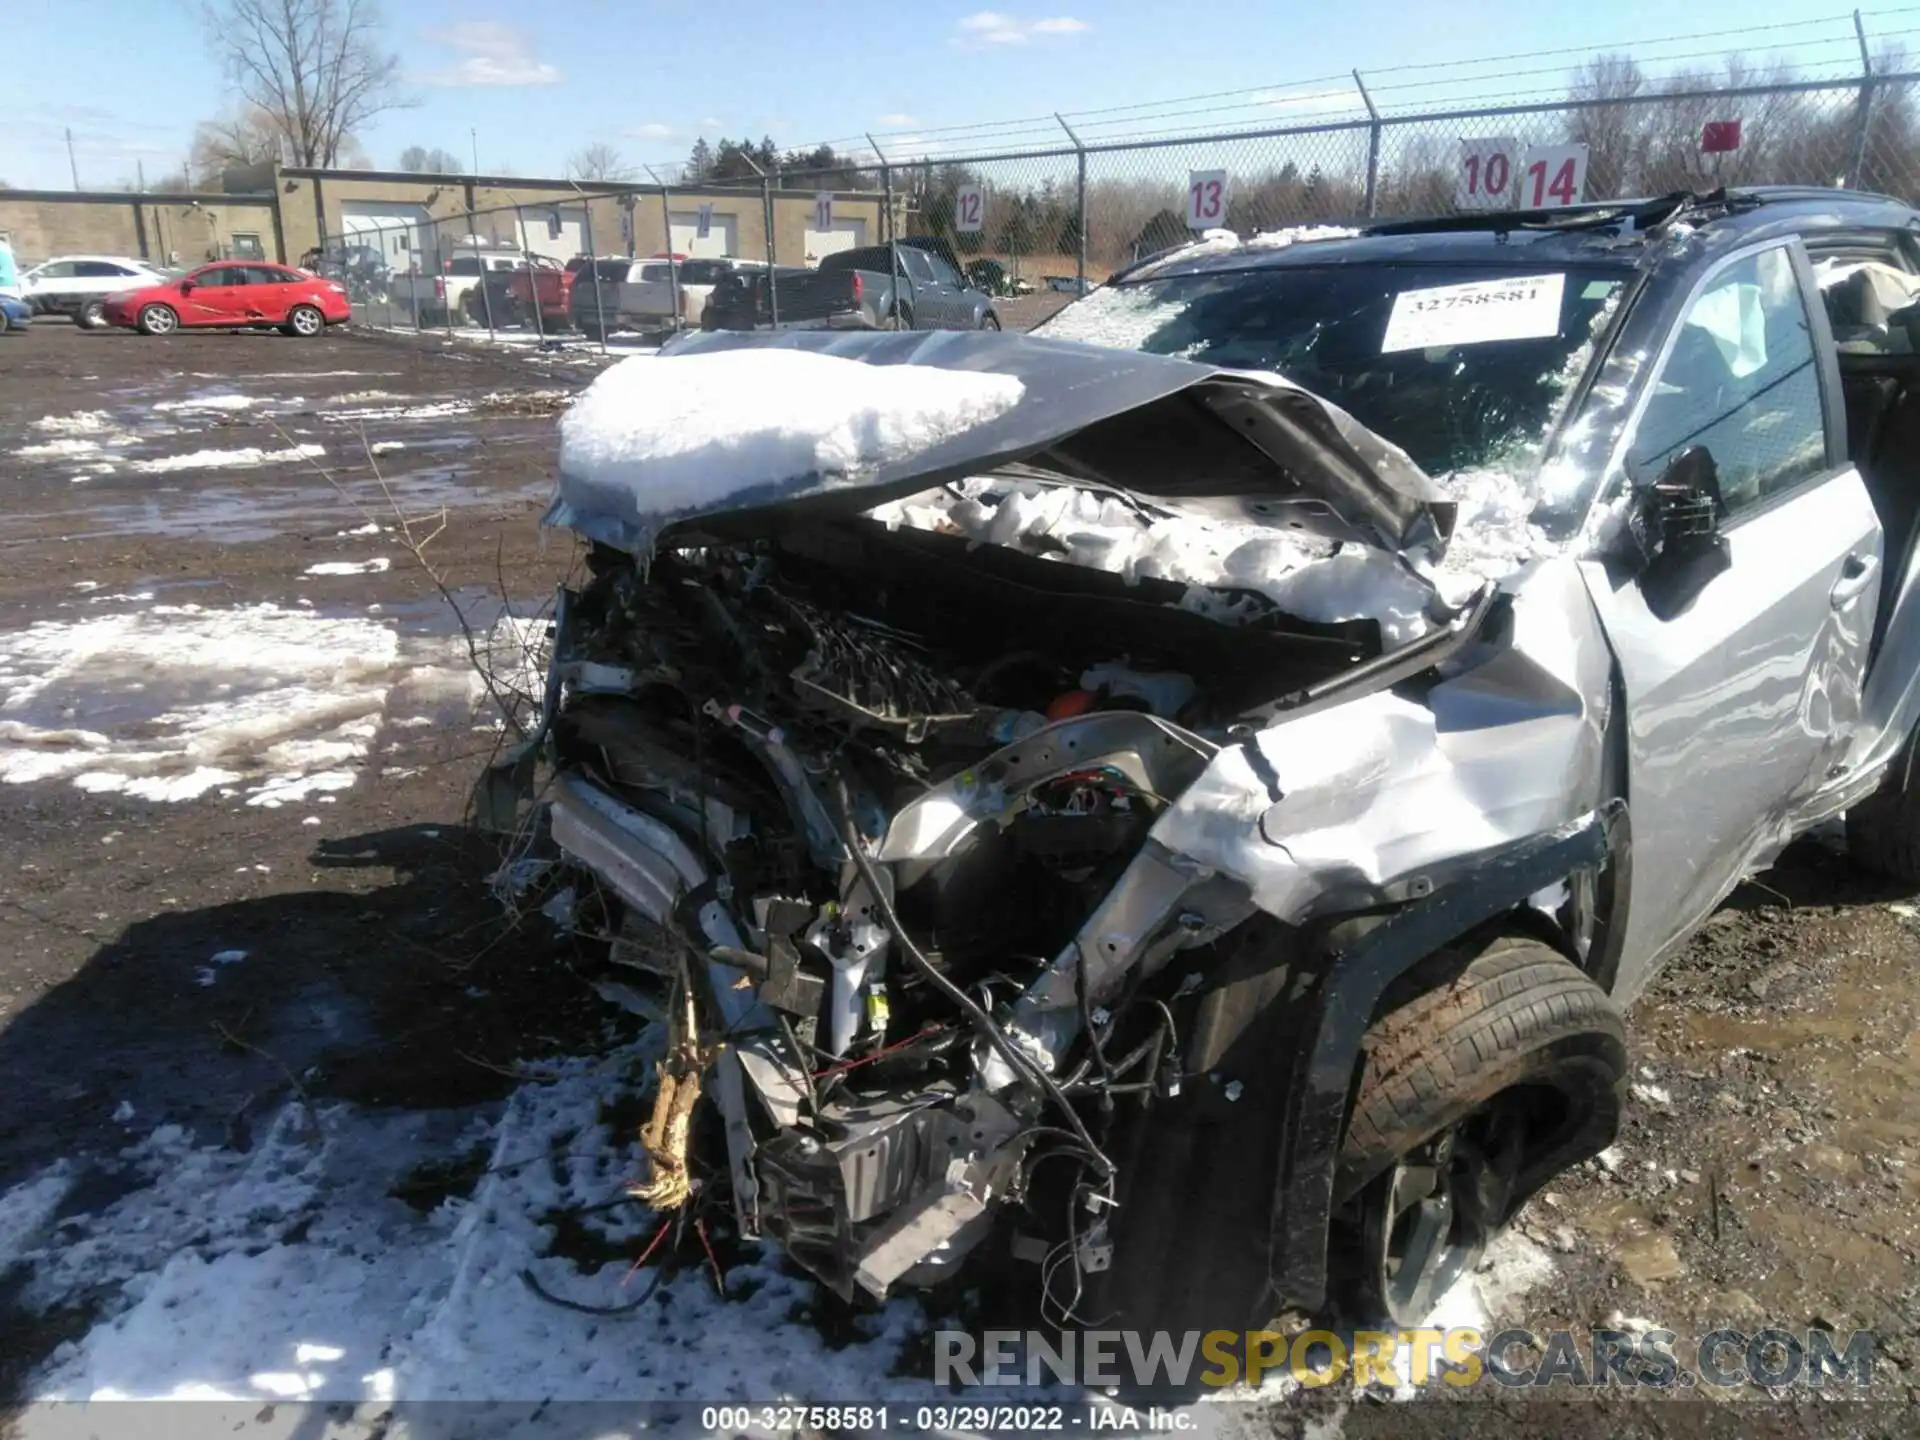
0,0 -> 1893,190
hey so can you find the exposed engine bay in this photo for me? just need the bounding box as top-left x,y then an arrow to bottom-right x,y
537,508 -> 1391,1303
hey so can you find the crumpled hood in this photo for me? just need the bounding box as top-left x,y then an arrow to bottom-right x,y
545,329 -> 1455,557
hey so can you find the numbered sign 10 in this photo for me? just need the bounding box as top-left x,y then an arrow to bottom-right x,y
814,191 -> 834,232
954,183 -> 986,233
1457,138 -> 1520,210
1186,170 -> 1230,230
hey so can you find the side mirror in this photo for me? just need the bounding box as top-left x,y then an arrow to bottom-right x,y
1625,446 -> 1730,620
178,279 -> 195,294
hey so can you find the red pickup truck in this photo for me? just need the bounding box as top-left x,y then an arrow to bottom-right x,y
505,256 -> 595,329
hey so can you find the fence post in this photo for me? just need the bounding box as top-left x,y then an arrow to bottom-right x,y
1846,9 -> 1876,188
1056,113 -> 1087,294
515,204 -> 548,347
1354,70 -> 1382,218
868,134 -> 895,246
644,166 -> 682,337
761,167 -> 780,327
582,200 -> 609,355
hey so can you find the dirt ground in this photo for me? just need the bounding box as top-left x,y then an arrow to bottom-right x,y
1,320 -> 1917,1436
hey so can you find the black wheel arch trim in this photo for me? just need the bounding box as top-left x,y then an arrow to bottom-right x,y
1262,805 -> 1619,1317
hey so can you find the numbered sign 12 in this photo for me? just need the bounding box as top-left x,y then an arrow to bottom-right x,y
954,183 -> 986,233
1457,138 -> 1520,211
1519,143 -> 1589,209
814,191 -> 834,232
697,203 -> 714,240
1186,170 -> 1230,230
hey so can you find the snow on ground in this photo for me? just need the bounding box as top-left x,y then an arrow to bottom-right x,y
558,349 -> 1025,518
132,443 -> 326,475
31,411 -> 115,435
0,596 -> 505,807
152,393 -> 257,413
305,558 -> 393,577
0,1021 -> 1555,1426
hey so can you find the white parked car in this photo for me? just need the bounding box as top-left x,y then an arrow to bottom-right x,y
22,256 -> 166,328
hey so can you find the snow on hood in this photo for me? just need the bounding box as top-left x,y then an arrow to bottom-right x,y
548,331 -> 1453,559
556,349 -> 1024,530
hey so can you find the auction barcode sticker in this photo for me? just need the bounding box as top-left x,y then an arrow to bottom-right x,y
1382,272 -> 1566,353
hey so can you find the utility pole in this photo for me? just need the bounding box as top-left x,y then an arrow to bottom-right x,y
470,127 -> 480,176
66,128 -> 80,190
137,159 -> 146,193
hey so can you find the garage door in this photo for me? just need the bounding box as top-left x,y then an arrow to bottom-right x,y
804,218 -> 868,264
339,202 -> 431,269
668,212 -> 739,257
520,204 -> 587,262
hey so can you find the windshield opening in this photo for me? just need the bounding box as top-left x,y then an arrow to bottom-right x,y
1039,262 -> 1630,533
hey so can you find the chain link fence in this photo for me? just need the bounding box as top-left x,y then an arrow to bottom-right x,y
308,66 -> 1920,349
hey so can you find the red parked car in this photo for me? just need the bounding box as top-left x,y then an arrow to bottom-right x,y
101,261 -> 351,338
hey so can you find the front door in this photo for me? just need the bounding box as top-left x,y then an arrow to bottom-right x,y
179,265 -> 246,324
1582,241 -> 1880,999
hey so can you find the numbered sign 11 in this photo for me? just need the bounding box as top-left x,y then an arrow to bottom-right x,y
696,203 -> 714,240
955,183 -> 985,233
1186,170 -> 1230,230
1456,138 -> 1520,211
814,191 -> 834,232
1519,143 -> 1588,209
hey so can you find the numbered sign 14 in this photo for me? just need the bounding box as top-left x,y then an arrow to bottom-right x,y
1519,143 -> 1588,209
1186,170 -> 1230,230
1457,138 -> 1520,210
955,183 -> 985,233
813,191 -> 834,232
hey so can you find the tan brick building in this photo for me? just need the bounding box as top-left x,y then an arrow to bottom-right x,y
1,164 -> 896,271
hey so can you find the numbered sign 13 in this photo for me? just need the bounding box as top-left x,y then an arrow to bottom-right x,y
1456,138 -> 1519,211
814,191 -> 834,232
955,184 -> 985,233
1186,170 -> 1230,230
1519,143 -> 1589,209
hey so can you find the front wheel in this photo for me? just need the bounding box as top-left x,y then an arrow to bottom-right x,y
285,304 -> 325,338
1335,934 -> 1625,1323
137,304 -> 178,336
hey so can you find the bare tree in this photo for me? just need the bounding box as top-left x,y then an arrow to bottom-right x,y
397,144 -> 464,173
191,107 -> 285,184
203,0 -> 409,168
567,142 -> 634,183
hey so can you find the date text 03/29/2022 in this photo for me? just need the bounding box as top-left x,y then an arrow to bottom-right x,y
699,1407 -> 1197,1432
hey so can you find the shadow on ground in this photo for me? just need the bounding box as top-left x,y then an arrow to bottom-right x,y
0,822 -> 607,1407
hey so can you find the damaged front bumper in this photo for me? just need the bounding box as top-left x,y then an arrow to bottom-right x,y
482,518 -> 1618,1317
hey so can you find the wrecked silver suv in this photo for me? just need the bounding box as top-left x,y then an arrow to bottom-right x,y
492,189 -> 1920,1335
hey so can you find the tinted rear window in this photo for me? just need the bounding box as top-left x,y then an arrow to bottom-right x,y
447,257 -> 481,275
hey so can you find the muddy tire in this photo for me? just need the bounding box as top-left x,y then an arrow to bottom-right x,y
1846,724 -> 1920,882
76,299 -> 107,330
1333,934 -> 1626,1323
1095,929 -> 1623,1341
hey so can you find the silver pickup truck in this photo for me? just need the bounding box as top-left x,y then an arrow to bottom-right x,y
702,241 -> 1002,332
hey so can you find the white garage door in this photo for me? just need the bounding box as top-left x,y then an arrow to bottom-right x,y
519,204 -> 587,262
803,218 -> 868,264
668,212 -> 739,257
340,202 -> 431,268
